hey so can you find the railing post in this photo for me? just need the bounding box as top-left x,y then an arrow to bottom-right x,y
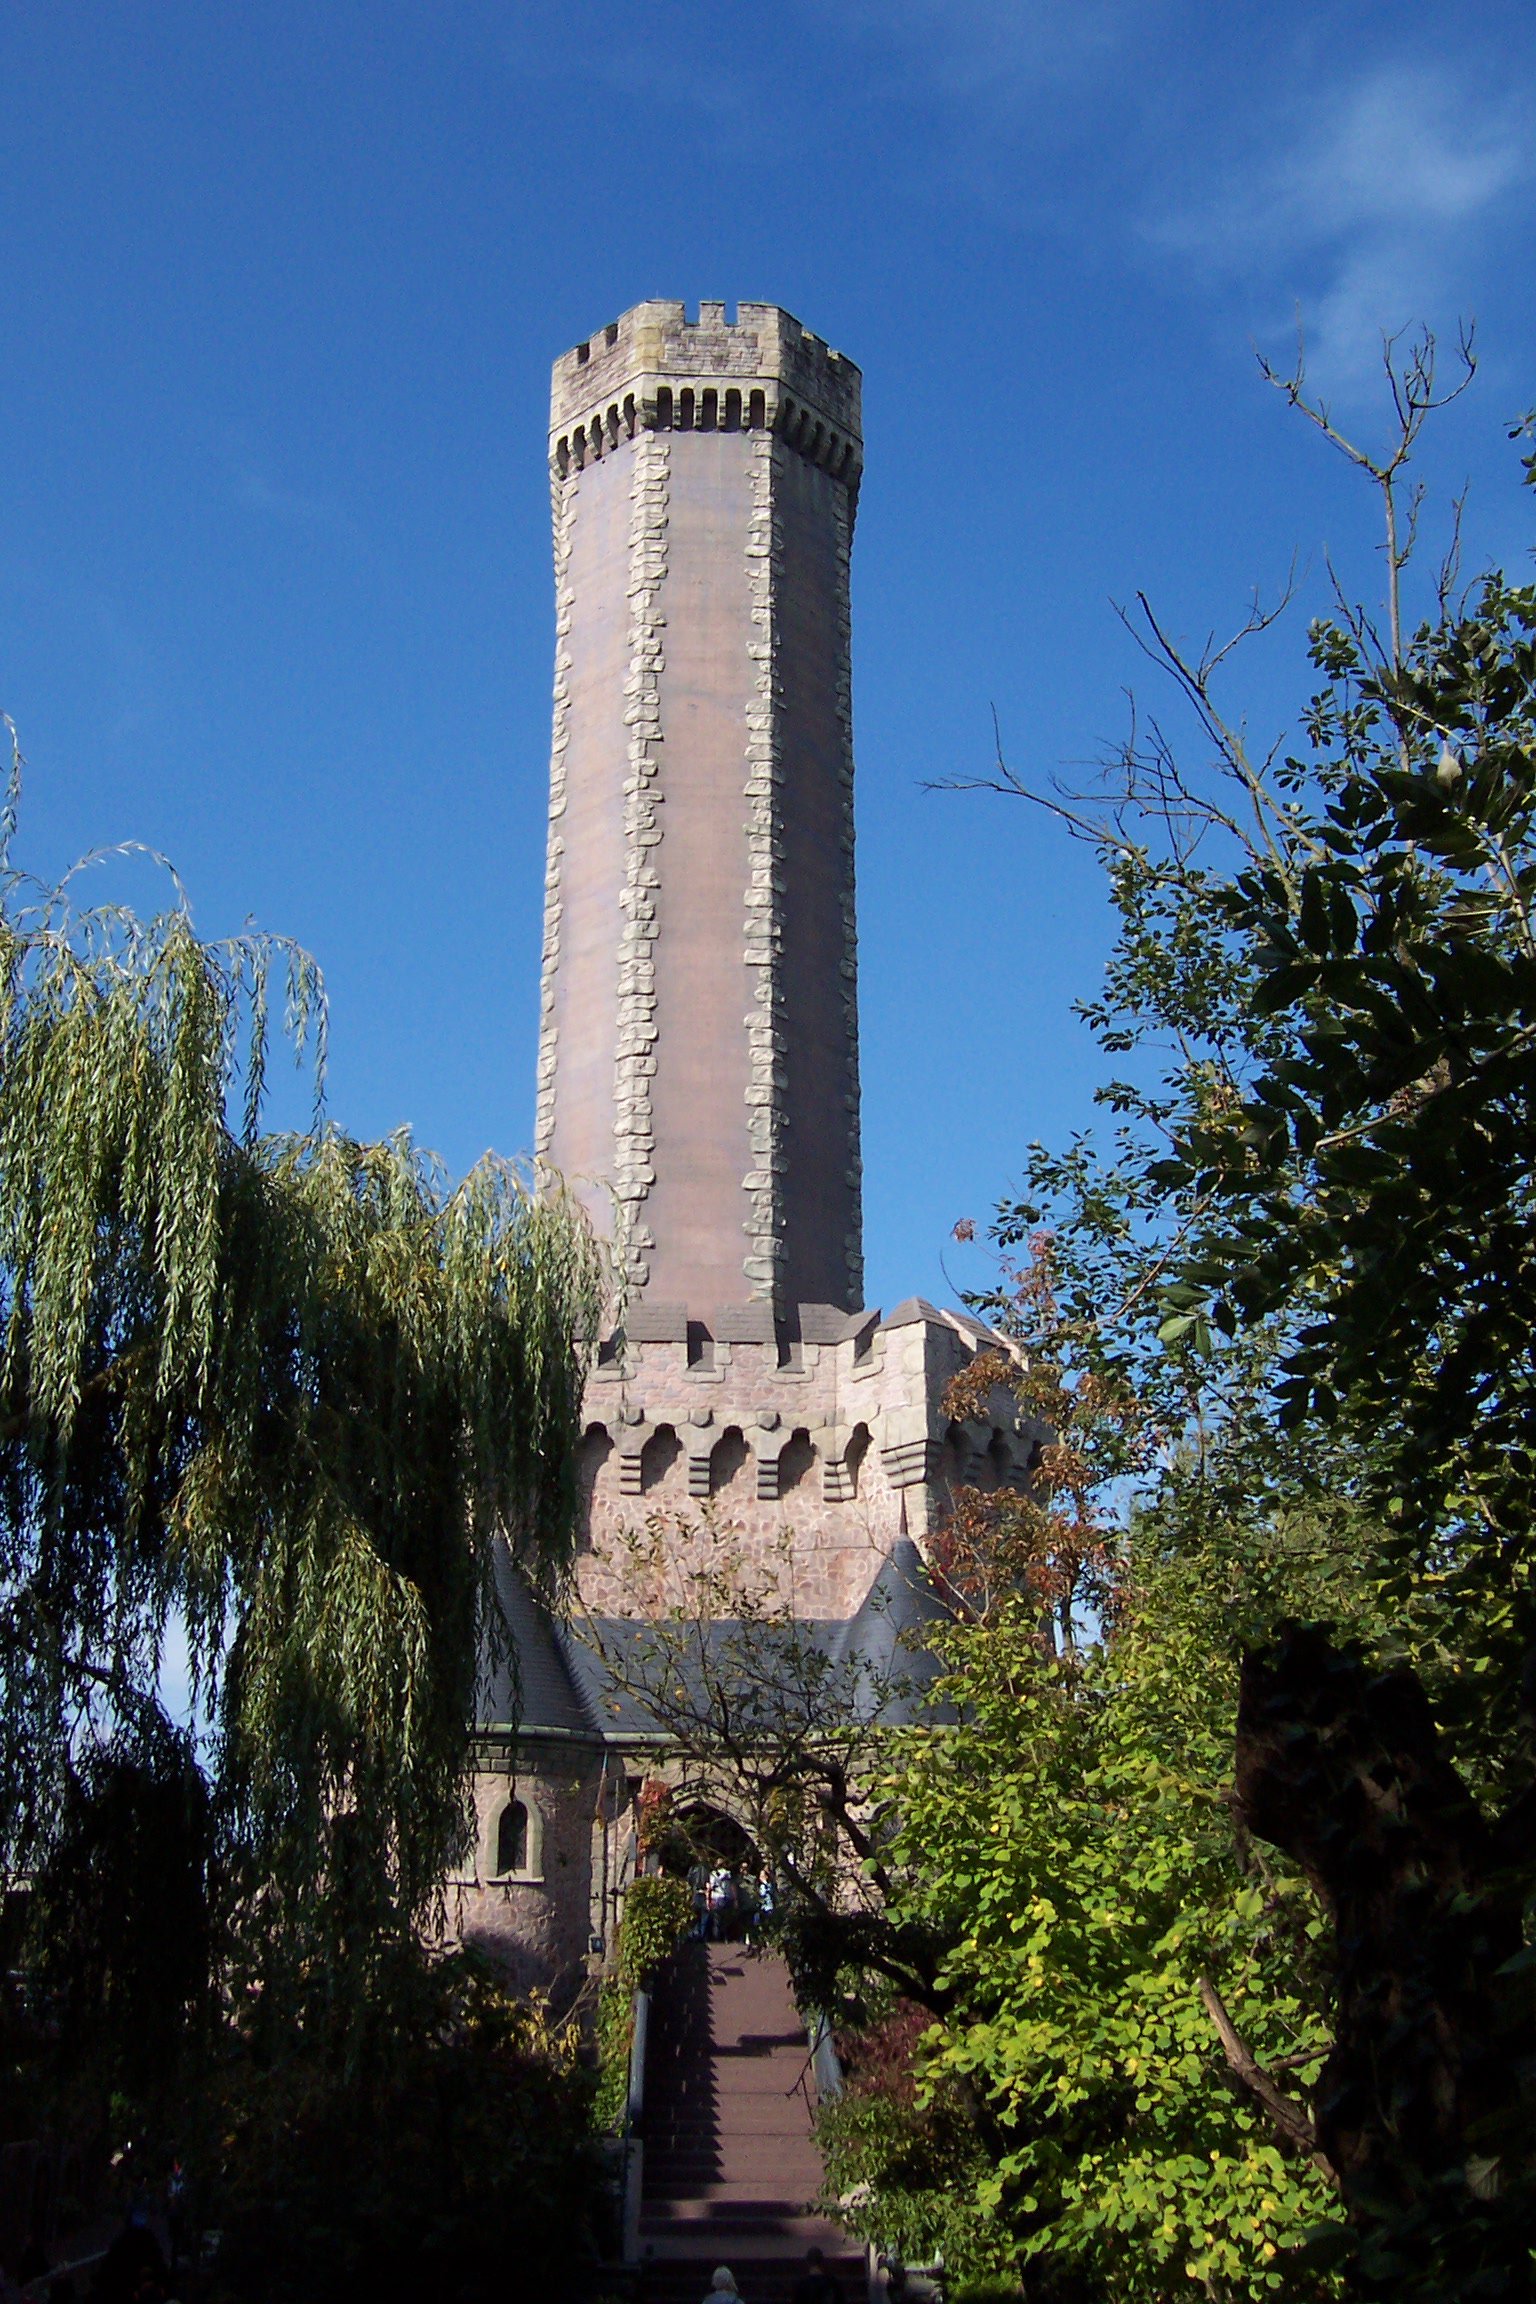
621,1987 -> 650,2263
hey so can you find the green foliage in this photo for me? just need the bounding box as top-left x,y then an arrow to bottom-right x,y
206,1951 -> 603,2303
942,334 -> 1536,2296
815,2003 -> 1010,2277
0,775 -> 605,2065
1169,564 -> 1536,1755
592,1975 -> 635,2134
26,1728 -> 210,2111
618,1873 -> 694,1987
880,1569 -> 1340,2301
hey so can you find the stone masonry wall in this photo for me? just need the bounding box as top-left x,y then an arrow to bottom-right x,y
537,301 -> 864,1319
575,1301 -> 1041,1622
448,1748 -> 604,2008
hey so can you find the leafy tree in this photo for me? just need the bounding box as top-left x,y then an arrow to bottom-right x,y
881,1564 -> 1340,2302
947,331 -> 1536,2294
0,734 -> 605,2094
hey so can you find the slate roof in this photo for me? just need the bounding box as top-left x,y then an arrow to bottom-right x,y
476,1538 -> 953,1743
828,1536 -> 952,1722
475,1538 -> 591,1735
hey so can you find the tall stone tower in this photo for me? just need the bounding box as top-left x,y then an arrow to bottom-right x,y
536,299 -> 864,1331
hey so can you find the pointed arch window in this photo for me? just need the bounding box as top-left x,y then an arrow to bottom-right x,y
489,1792 -> 545,1881
496,1800 -> 528,1877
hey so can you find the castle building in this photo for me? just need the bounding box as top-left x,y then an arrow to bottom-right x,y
449,303 -> 1033,2000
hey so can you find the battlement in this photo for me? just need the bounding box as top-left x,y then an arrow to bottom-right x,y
549,299 -> 862,488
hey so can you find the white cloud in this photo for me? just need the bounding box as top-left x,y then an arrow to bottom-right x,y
1155,64 -> 1532,384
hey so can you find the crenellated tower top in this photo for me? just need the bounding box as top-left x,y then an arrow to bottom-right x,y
549,299 -> 862,498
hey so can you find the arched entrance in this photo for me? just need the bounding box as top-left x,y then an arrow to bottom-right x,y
651,1799 -> 758,1878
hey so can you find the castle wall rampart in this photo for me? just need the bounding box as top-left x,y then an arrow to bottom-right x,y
549,300 -> 861,459
573,1303 -> 1042,1619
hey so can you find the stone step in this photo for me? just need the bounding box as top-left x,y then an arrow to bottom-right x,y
638,1939 -> 850,2277
638,2251 -> 866,2304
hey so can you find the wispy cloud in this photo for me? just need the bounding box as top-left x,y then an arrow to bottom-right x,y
1154,64 -> 1532,384
234,466 -> 355,534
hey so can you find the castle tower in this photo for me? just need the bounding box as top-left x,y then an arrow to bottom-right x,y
449,303 -> 1043,1999
536,299 -> 864,1329
530,298 -> 1038,1629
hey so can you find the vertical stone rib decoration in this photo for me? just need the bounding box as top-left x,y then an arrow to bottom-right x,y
534,461 -> 580,1159
612,429 -> 670,1291
830,475 -> 864,1309
742,426 -> 787,1303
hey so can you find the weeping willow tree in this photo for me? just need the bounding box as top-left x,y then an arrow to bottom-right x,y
0,730 -> 605,2060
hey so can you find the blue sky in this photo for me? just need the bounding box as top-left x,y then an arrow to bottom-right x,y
3,1 -> 1533,1314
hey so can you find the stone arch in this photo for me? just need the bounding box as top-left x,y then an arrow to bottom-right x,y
823,1420 -> 870,1502
987,1427 -> 1016,1491
489,1792 -> 543,1882
708,1425 -> 750,1496
640,1424 -> 682,1494
659,1800 -> 759,1875
778,1427 -> 816,1494
576,1424 -> 613,1546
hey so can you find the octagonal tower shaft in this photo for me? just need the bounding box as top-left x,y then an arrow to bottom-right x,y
536,300 -> 864,1327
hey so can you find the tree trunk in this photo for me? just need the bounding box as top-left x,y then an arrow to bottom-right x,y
1234,1621 -> 1534,2296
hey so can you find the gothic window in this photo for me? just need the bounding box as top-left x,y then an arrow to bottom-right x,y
495,1799 -> 529,1878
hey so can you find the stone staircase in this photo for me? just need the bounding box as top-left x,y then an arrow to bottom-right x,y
636,1939 -> 863,2304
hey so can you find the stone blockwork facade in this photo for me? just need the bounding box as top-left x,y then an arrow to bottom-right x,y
457,304 -> 1040,2005
536,299 -> 863,1319
574,1297 -> 1038,1620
